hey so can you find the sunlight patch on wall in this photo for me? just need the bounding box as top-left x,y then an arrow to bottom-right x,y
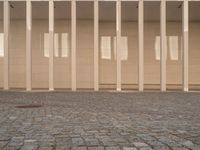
101,36 -> 111,59
61,33 -> 70,57
169,36 -> 179,60
0,33 -> 4,57
154,35 -> 179,61
44,33 -> 70,58
44,33 -> 49,57
54,33 -> 59,57
114,36 -> 128,61
155,36 -> 160,60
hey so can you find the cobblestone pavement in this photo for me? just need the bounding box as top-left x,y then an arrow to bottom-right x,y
0,91 -> 200,150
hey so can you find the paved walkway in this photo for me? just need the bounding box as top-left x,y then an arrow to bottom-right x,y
0,91 -> 200,150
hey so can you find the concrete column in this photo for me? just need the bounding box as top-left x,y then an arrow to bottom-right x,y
182,0 -> 189,92
94,0 -> 99,91
26,0 -> 32,91
160,0 -> 166,91
138,0 -> 144,91
49,0 -> 54,91
71,0 -> 76,91
3,0 -> 10,90
116,0 -> 121,91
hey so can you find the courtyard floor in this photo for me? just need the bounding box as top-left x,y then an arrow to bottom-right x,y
0,91 -> 200,150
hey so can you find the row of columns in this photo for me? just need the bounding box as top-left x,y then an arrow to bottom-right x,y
3,0 -> 189,92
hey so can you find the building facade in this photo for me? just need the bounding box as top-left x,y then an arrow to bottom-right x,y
0,0 -> 200,91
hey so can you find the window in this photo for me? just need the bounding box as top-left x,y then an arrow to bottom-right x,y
101,36 -> 111,59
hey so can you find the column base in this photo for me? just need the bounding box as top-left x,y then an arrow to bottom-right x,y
184,87 -> 188,92
49,88 -> 54,91
117,88 -> 121,91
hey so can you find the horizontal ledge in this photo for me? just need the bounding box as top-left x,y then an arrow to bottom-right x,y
3,0 -> 199,2
0,0 -> 200,2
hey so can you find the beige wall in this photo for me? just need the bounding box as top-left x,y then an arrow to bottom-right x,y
54,20 -> 71,89
77,21 -> 94,89
10,20 -> 26,88
32,20 -> 48,89
189,22 -> 200,87
0,20 -> 200,90
0,21 -> 3,87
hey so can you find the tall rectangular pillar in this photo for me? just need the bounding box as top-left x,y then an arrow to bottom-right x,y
182,0 -> 189,92
3,0 -> 10,90
26,0 -> 32,91
71,0 -> 76,91
94,0 -> 99,91
49,0 -> 54,91
138,0 -> 144,91
116,0 -> 121,91
160,0 -> 166,91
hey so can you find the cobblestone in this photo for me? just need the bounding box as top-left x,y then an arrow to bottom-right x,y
0,91 -> 200,150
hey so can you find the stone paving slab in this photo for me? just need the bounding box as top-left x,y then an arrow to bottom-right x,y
0,91 -> 200,150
